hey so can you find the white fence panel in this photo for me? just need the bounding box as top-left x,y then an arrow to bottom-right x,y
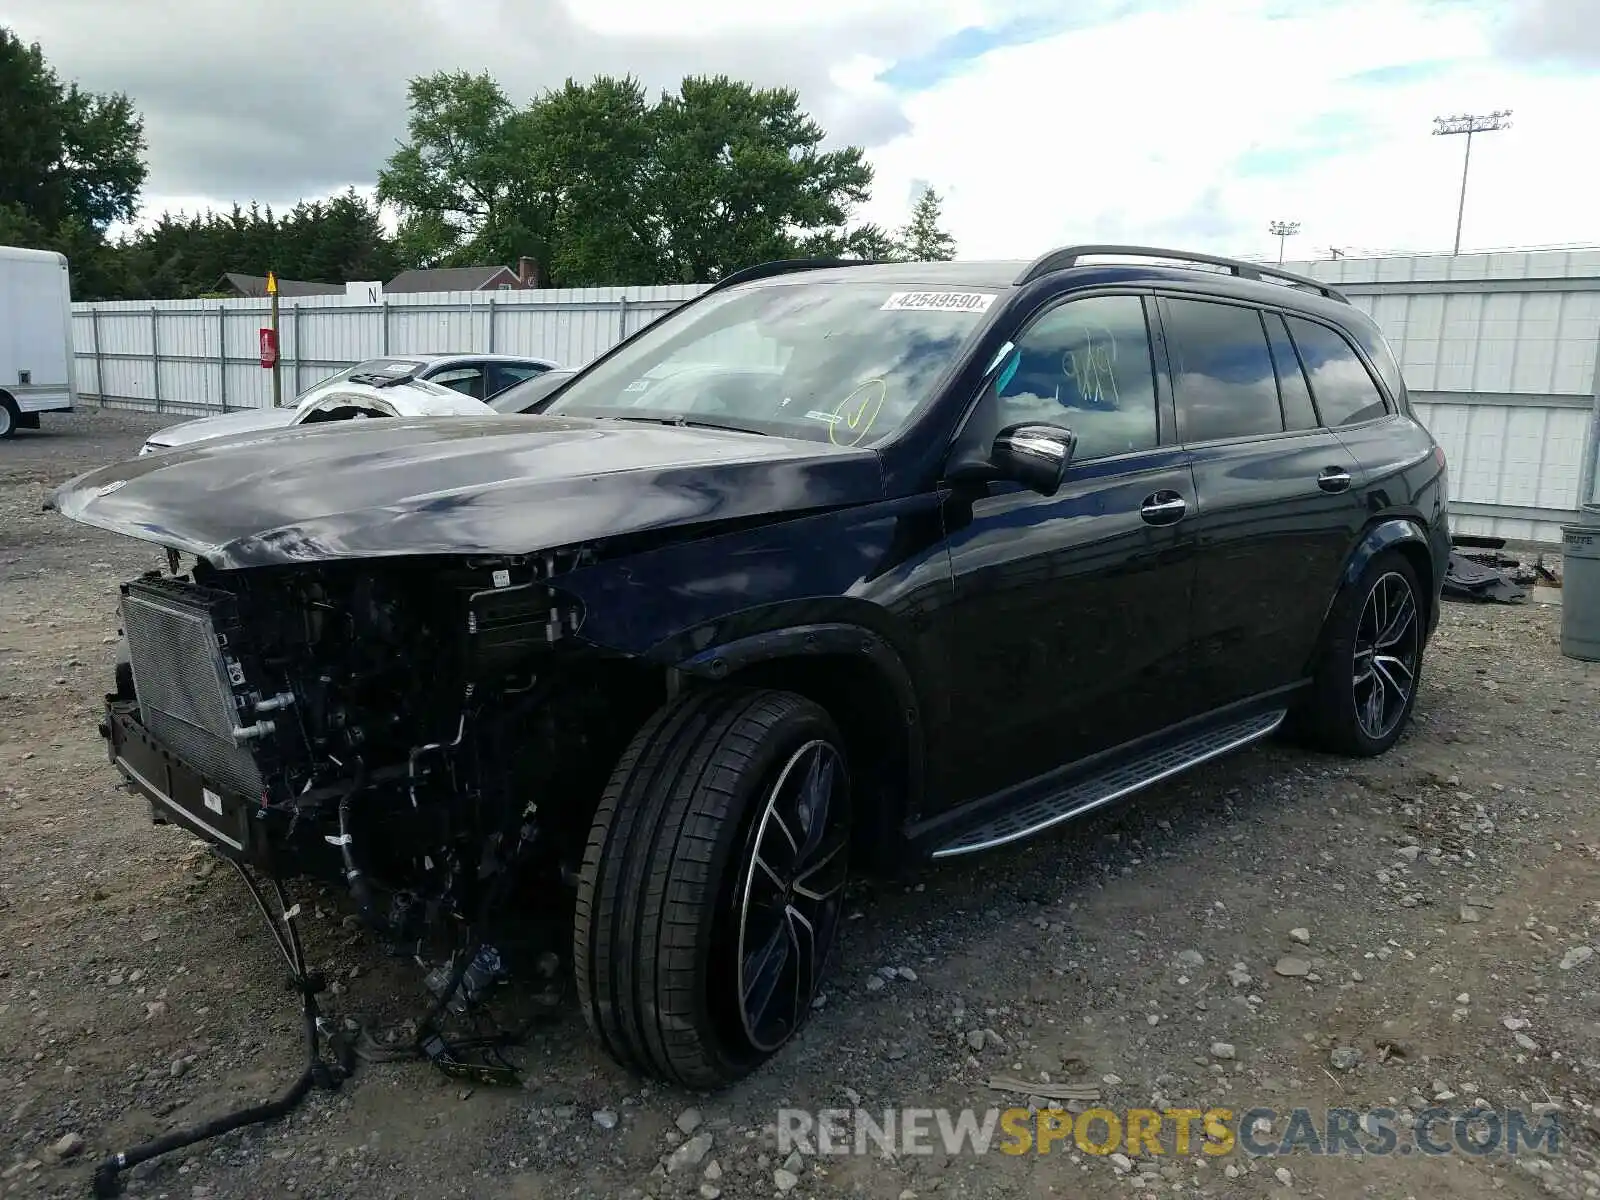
70,284 -> 713,416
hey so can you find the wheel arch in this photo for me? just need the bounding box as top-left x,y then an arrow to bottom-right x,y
670,623 -> 925,871
1310,517 -> 1434,672
1339,516 -> 1435,604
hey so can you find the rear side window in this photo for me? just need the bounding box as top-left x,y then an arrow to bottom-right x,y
1357,326 -> 1406,408
487,362 -> 549,398
1285,317 -> 1389,427
1161,298 -> 1283,443
1263,313 -> 1319,431
427,365 -> 487,400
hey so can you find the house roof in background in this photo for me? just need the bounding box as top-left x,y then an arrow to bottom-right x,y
385,265 -> 521,293
217,272 -> 344,297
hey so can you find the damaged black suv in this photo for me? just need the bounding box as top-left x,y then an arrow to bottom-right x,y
50,246 -> 1448,1090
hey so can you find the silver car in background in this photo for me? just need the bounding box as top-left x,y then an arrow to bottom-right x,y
138,353 -> 562,454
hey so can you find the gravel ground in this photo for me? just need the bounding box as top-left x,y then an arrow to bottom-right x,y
4,408 -> 1600,1200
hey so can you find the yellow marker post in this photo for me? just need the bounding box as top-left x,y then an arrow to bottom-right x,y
267,270 -> 282,408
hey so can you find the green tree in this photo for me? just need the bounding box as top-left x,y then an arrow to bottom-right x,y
108,191 -> 401,299
378,69 -> 881,286
527,76 -> 660,286
280,190 -> 403,284
376,71 -> 522,269
0,26 -> 147,299
800,222 -> 903,262
649,75 -> 874,283
896,186 -> 956,261
0,27 -> 146,231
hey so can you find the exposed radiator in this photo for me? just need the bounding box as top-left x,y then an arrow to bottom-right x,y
120,577 -> 265,800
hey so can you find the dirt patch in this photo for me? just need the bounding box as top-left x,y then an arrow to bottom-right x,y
3,409 -> 1599,1199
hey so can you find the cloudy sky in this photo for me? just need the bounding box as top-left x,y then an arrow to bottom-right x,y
6,0 -> 1597,262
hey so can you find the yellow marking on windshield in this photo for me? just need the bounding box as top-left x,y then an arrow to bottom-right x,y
829,379 -> 887,448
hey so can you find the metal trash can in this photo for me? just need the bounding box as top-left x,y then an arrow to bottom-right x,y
1560,506 -> 1600,661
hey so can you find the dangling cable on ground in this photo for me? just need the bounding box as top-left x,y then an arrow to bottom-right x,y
90,860 -> 345,1198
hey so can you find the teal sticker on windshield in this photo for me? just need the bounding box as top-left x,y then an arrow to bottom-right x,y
996,353 -> 1020,392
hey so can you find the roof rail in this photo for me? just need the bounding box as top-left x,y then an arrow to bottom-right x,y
706,257 -> 882,294
1015,244 -> 1350,303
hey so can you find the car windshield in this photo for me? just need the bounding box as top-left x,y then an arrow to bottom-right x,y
542,279 -> 998,445
489,370 -> 576,413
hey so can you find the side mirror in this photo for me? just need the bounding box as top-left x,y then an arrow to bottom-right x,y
992,423 -> 1075,496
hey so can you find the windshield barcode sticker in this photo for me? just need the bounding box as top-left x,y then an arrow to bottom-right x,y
881,291 -> 997,314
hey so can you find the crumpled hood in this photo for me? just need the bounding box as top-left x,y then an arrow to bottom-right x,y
47,414 -> 884,568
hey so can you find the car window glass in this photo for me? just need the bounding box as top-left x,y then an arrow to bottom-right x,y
994,294 -> 1158,461
544,280 -> 991,445
1353,325 -> 1405,408
1263,312 -> 1319,431
1163,299 -> 1284,443
427,366 -> 486,400
486,362 -> 548,397
489,370 -> 575,413
1285,317 -> 1389,427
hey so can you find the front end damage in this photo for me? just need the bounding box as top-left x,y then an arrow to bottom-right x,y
82,546 -> 672,1192
105,548 -> 663,942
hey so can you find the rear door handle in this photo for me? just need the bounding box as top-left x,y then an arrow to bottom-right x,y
1317,467 -> 1353,493
1140,491 -> 1187,526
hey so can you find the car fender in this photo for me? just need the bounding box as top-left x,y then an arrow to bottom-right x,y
1314,517 -> 1435,662
669,620 -> 921,725
666,619 -> 929,855
1339,517 -> 1430,589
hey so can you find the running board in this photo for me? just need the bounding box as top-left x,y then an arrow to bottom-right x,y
930,709 -> 1287,859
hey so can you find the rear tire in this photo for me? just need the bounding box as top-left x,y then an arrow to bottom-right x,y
1300,550 -> 1424,756
574,686 -> 851,1088
0,396 -> 17,439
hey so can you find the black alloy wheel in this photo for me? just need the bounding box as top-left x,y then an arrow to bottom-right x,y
574,686 -> 852,1088
1299,548 -> 1426,757
1351,570 -> 1420,742
734,738 -> 849,1053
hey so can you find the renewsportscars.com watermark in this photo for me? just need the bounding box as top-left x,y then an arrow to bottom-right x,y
777,1106 -> 1564,1159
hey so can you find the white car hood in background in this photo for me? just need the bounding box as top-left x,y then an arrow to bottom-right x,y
142,382 -> 496,454
143,406 -> 297,452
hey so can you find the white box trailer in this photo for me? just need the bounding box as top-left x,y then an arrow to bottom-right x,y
0,245 -> 76,438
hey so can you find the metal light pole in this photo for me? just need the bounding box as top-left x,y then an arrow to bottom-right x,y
1432,111 -> 1512,255
1268,220 -> 1300,265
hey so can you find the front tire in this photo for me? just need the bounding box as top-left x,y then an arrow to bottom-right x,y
1301,550 -> 1424,756
574,686 -> 851,1088
0,396 -> 17,439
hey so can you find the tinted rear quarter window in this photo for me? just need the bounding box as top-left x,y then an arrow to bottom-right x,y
1356,326 -> 1407,409
1161,298 -> 1284,443
1285,317 -> 1389,427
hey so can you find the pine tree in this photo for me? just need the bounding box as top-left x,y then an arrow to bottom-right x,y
897,186 -> 956,261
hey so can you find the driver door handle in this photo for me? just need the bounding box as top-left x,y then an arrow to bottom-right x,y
1140,491 -> 1187,526
1317,466 -> 1353,493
